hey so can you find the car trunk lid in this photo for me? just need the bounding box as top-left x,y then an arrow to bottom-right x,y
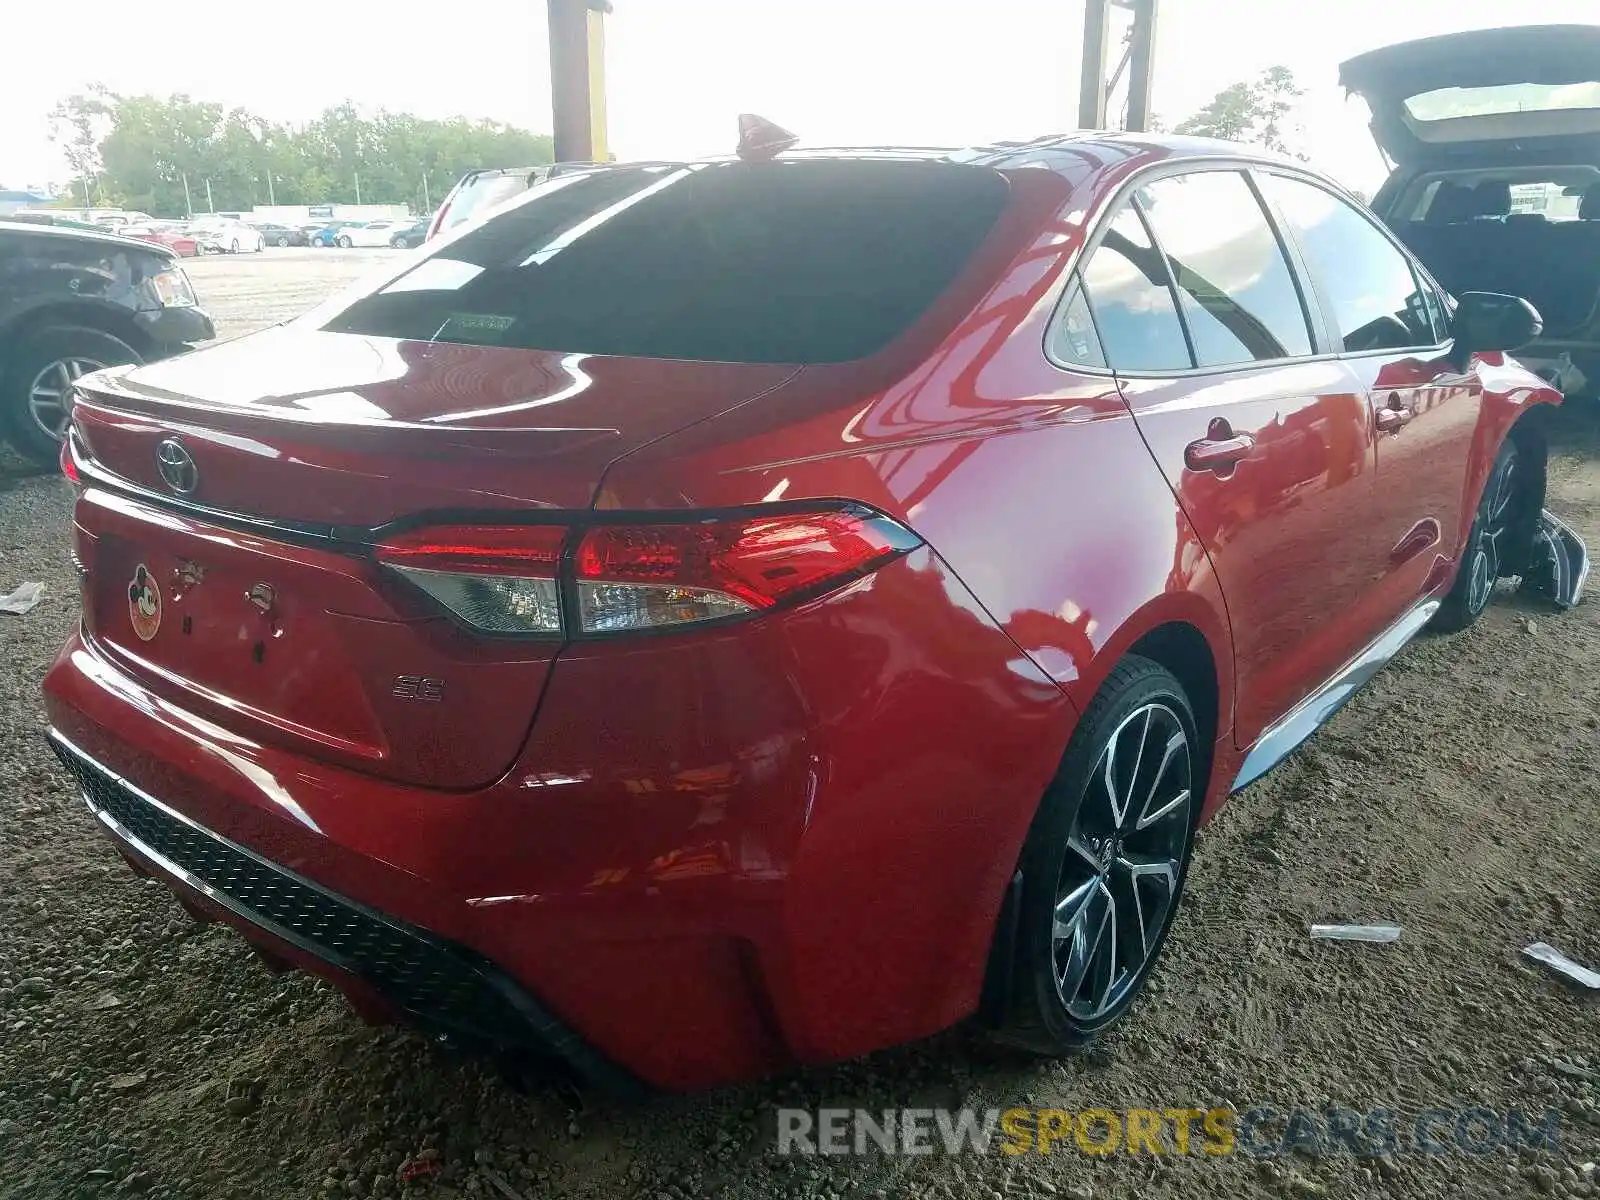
68,327 -> 800,789
1339,25 -> 1600,164
71,327 -> 801,525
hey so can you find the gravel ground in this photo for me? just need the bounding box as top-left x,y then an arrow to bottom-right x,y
1,252 -> 1596,1200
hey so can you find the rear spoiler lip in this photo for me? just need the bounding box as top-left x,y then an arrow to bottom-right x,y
72,372 -> 623,460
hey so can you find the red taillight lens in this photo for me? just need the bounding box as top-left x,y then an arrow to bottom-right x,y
376,524 -> 565,634
575,511 -> 918,634
375,509 -> 919,637
424,199 -> 451,242
376,524 -> 564,576
60,435 -> 81,485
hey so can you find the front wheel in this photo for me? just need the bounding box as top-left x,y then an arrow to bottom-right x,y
991,655 -> 1199,1054
336,235 -> 352,248
1431,440 -> 1525,632
275,236 -> 289,247
229,239 -> 239,254
1,327 -> 141,467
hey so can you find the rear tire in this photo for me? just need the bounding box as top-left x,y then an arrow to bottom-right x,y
275,236 -> 289,247
991,655 -> 1199,1055
1431,440 -> 1524,633
337,235 -> 352,248
1,327 -> 141,467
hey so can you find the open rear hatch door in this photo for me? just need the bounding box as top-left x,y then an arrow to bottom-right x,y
1340,25 -> 1600,164
68,328 -> 800,790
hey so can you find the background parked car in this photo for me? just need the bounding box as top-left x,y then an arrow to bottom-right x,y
121,223 -> 201,258
309,220 -> 365,247
252,222 -> 309,247
388,219 -> 429,248
0,219 -> 214,464
186,218 -> 264,255
1343,24 -> 1600,399
336,219 -> 409,248
6,211 -> 115,234
90,212 -> 154,232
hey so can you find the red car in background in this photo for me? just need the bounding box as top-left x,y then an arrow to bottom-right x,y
44,130 -> 1585,1093
120,223 -> 201,258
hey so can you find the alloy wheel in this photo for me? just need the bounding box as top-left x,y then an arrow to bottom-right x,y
27,357 -> 106,440
1467,446 -> 1519,613
1051,702 -> 1192,1023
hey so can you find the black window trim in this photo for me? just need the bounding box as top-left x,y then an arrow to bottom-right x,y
1252,166 -> 1455,362
1057,270 -> 1111,370
1044,154 -> 1452,380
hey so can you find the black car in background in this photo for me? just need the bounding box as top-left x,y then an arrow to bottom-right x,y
387,220 -> 429,248
1342,24 -> 1600,399
253,222 -> 310,247
0,221 -> 215,465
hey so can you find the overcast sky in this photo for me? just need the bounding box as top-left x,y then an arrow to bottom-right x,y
2,1 -> 1595,195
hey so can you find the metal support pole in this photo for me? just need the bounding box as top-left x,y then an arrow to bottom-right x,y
1077,0 -> 1111,129
1123,0 -> 1159,132
548,0 -> 611,163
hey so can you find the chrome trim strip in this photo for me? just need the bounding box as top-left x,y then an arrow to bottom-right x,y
1231,599 -> 1440,793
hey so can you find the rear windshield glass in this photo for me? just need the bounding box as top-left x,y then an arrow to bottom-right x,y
315,160 -> 1010,364
1404,82 -> 1600,122
439,170 -> 542,233
1396,167 -> 1600,223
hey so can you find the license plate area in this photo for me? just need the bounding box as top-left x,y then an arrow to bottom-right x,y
84,491 -> 391,760
74,485 -> 564,788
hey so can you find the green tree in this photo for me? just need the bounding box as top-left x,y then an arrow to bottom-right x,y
49,87 -> 556,218
47,86 -> 116,206
1174,66 -> 1305,157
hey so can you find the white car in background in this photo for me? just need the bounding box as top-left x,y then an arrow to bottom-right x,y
187,218 -> 265,254
334,219 -> 410,248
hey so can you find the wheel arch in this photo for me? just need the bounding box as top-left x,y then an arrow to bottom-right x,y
1492,403 -> 1552,578
1062,590 -> 1234,776
0,303 -> 155,362
979,610 -> 1228,1030
1127,621 -> 1220,809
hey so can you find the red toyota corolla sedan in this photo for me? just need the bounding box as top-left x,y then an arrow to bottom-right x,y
44,131 -> 1584,1093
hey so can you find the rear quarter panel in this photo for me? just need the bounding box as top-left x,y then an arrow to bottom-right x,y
596,153 -> 1237,802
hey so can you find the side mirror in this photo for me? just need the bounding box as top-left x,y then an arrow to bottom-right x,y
1450,291 -> 1543,370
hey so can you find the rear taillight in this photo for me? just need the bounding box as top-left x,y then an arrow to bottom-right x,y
376,524 -> 564,634
374,508 -> 919,637
60,432 -> 81,485
424,196 -> 454,242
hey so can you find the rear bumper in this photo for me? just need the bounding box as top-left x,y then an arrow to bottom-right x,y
42,548 -> 1078,1090
49,729 -> 643,1094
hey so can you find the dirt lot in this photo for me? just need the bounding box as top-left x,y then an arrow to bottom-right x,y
0,250 -> 1596,1200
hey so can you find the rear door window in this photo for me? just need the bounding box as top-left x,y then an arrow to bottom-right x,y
1261,173 -> 1438,352
1075,205 -> 1193,372
1135,170 -> 1314,366
317,161 -> 1010,364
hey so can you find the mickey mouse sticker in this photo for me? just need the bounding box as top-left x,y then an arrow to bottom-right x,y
128,564 -> 162,641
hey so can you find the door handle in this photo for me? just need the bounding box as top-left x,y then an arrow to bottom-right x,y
1375,392 -> 1414,433
1184,431 -> 1256,473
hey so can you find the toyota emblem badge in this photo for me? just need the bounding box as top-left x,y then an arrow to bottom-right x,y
155,437 -> 198,496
